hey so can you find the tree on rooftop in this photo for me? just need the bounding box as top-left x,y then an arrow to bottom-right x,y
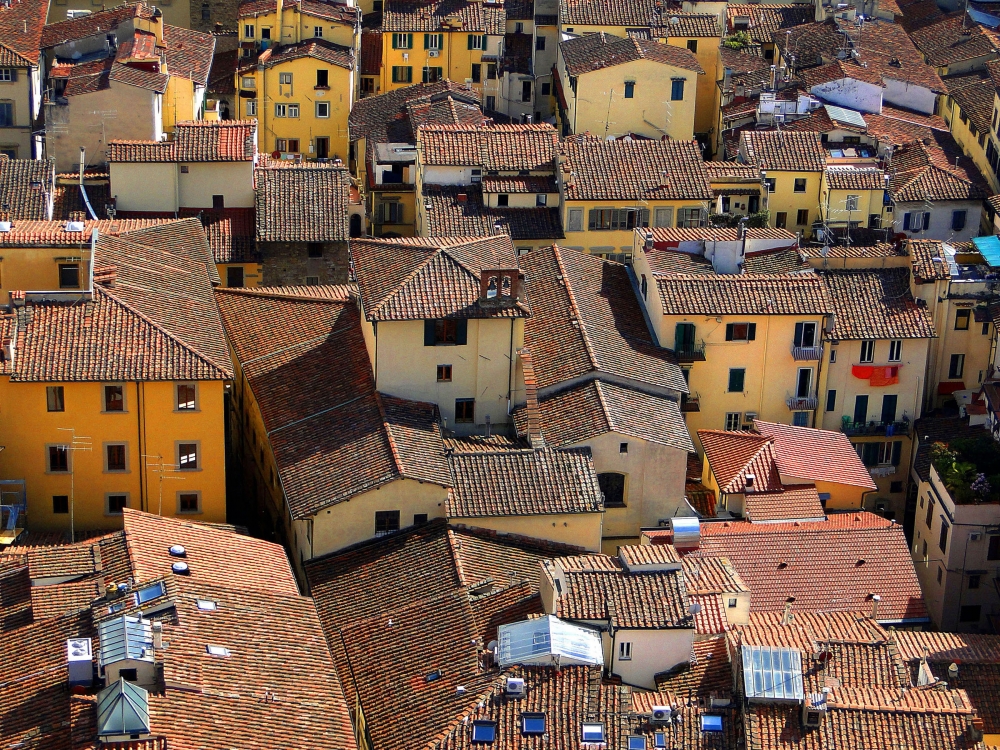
723,31 -> 752,50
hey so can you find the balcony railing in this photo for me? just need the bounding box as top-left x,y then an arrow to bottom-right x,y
681,391 -> 701,412
841,418 -> 911,436
675,340 -> 706,362
786,393 -> 819,410
792,344 -> 824,361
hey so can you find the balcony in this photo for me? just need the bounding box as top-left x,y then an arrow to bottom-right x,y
791,344 -> 824,361
681,391 -> 700,412
841,418 -> 911,437
675,340 -> 706,362
786,393 -> 818,410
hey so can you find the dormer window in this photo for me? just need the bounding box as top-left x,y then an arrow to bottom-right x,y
472,721 -> 496,743
521,713 -> 545,735
582,724 -> 605,742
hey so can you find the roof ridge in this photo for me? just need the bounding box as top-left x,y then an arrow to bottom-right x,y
214,286 -> 351,304
551,246 -> 600,373
368,245 -> 439,317
93,286 -> 232,378
373,391 -> 408,480
592,380 -> 616,434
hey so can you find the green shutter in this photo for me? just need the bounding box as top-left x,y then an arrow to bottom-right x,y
392,34 -> 398,48
794,322 -> 803,347
407,33 -> 413,49
482,35 -> 487,48
588,209 -> 598,230
468,34 -> 474,49
424,33 -> 429,49
725,323 -> 734,341
747,323 -> 756,341
456,319 -> 468,345
438,34 -> 444,49
891,440 -> 902,466
424,320 -> 436,346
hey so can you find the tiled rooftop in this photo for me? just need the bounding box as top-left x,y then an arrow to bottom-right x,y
520,245 -> 688,393
888,140 -> 987,203
255,161 -> 351,242
421,184 -> 565,240
654,273 -> 834,316
562,135 -> 712,201
820,268 -> 937,340
446,447 -> 605,517
258,37 -> 355,69
755,420 -> 878,490
908,238 -> 953,282
739,130 -> 826,172
417,123 -> 559,170
559,32 -> 704,76
215,286 -> 453,518
0,157 -> 55,220
726,4 -> 815,44
909,12 -> 1000,68
383,0 -> 505,34
108,120 -> 257,162
351,235 -> 530,321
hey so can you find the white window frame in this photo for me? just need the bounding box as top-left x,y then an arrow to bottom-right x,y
243,24 -> 254,38
245,99 -> 257,116
241,76 -> 255,88
274,103 -> 287,117
0,69 -> 13,82
316,101 -> 330,118
888,340 -> 902,362
278,72 -> 292,85
860,340 -> 875,363
313,25 -> 323,37
287,103 -> 300,118
725,412 -> 741,430
618,641 -> 632,661
846,194 -> 859,211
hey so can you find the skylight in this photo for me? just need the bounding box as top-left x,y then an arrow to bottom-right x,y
522,713 -> 545,735
628,737 -> 647,750
654,733 -> 667,748
471,721 -> 496,744
206,645 -> 231,657
135,582 -> 165,606
701,715 -> 724,733
196,599 -> 218,611
582,723 -> 605,742
741,646 -> 804,702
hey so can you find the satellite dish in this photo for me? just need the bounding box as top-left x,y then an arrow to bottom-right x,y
669,15 -> 680,24
689,602 -> 702,615
271,150 -> 281,159
821,245 -> 831,257
487,640 -> 499,652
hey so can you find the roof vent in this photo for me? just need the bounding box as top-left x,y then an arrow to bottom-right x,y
171,561 -> 189,575
65,220 -> 85,232
0,221 -> 11,233
168,544 -> 186,557
505,676 -> 526,697
67,637 -> 94,688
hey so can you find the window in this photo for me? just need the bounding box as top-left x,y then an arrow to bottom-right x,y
471,63 -> 481,82
455,398 -> 475,423
775,211 -> 787,229
0,69 -> 12,81
725,322 -> 756,342
796,368 -> 812,398
619,442 -> 628,454
888,340 -> 901,362
588,207 -> 650,230
46,386 -> 64,412
641,274 -> 648,299
960,605 -> 981,623
826,389 -> 836,412
425,319 -> 468,345
497,194 -> 509,206
939,520 -> 949,553
53,495 -> 68,514
764,178 -> 776,193
436,364 -> 452,382
380,201 -> 404,223
241,75 -> 255,88
628,738 -> 647,750
677,207 -> 703,227
937,566 -> 943,584
226,266 -> 245,287
727,597 -> 738,608
686,39 -> 698,52
654,207 -> 674,227
472,721 -> 496,743
315,70 -> 329,89
521,80 -> 532,102
260,26 -> 271,38
314,25 -> 323,37
522,714 -> 546,735
176,383 -> 196,410
178,492 -> 200,513
989,535 -> 1000,560
567,208 -> 583,231
375,510 -> 400,537
598,472 -> 626,506
59,264 -> 79,288
135,581 -> 165,605
860,340 -> 875,363
515,22 -> 524,32
0,101 -> 13,127
536,35 -> 546,50
624,81 -> 635,98
105,444 -> 126,472
949,353 -> 965,379
393,32 -> 413,49
541,82 -> 550,95
468,33 -> 485,49
305,275 -> 320,285
274,103 -> 287,117
728,368 -> 745,392
725,412 -> 741,430
246,99 -> 256,116
206,645 -> 231,657
881,394 -> 897,424
794,322 -> 817,348
106,494 -> 128,515
536,194 -> 547,206
582,724 -> 605,743
104,385 -> 124,412
969,574 -> 981,589
423,66 -> 443,83
830,349 -> 837,363
925,494 -> 935,528
287,104 -> 300,117
793,411 -> 810,426
890,480 -> 903,493
655,733 -> 667,748
670,79 -> 684,100
424,32 -> 443,49
196,599 -> 217,611
796,209 -> 809,226
794,178 -> 807,193
392,66 -> 413,83
178,442 -> 199,470
278,72 -> 292,85
952,210 -> 967,231
955,309 -> 971,330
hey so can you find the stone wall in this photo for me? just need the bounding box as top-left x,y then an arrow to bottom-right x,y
258,241 -> 351,285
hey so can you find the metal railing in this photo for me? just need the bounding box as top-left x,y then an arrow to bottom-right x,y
841,418 -> 911,436
791,344 -> 824,360
675,340 -> 706,362
786,393 -> 819,410
681,391 -> 701,412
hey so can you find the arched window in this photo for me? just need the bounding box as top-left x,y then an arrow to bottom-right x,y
598,472 -> 626,507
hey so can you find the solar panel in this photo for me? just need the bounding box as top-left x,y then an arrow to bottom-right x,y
824,104 -> 867,129
741,645 -> 804,702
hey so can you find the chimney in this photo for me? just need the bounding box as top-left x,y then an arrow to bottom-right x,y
644,229 -> 654,251
781,602 -> 793,625
2,337 -> 14,364
870,593 -> 881,620
457,192 -> 467,202
745,473 -> 755,491
151,621 -> 163,650
519,348 -> 544,448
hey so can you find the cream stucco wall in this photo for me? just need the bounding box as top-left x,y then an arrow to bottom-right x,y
449,512 -> 603,551
110,163 -> 180,212
178,161 -> 256,208
610,627 -> 696,689
0,67 -> 34,158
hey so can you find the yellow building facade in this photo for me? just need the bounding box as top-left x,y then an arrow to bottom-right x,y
381,29 -> 486,93
820,167 -> 890,232
236,39 -> 355,160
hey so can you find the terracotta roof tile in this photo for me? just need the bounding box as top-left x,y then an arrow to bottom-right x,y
562,135 -> 712,201
744,485 -> 827,522
258,36 -> 354,69
418,122 -> 558,169
216,288 -> 453,518
910,13 -> 1000,68
652,13 -> 721,37
688,512 -> 928,622
698,430 -> 784,494
644,248 -> 716,274
521,246 -> 689,393
513,379 -> 694,451
446,447 -> 604,517
655,636 -> 733,697
739,130 -> 826,172
820,268 -> 936,340
560,32 -> 704,76
754,420 -> 879,490
162,24 -> 215,85
41,2 -> 156,49
360,28 -> 382,74
255,161 -> 351,242
742,247 -> 810,274
889,139 -> 987,202
349,80 -> 482,142
655,273 -> 834,315
559,0 -> 657,28
109,120 -> 257,162
825,165 -> 887,190
0,0 -> 47,65
383,0 -> 505,35
422,184 -> 565,240
116,208 -> 257,264
0,157 -> 54,220
908,238 -> 952,281
726,4 -> 815,44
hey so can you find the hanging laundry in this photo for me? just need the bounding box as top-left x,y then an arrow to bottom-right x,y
869,365 -> 899,387
852,365 -> 875,379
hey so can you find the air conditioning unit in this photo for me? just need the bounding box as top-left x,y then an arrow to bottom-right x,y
429,49 -> 440,57
67,638 -> 94,688
971,532 -> 982,542
802,693 -> 828,727
505,677 -> 526,698
651,706 -> 673,723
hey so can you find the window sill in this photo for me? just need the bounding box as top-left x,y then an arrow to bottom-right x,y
45,470 -> 71,475
314,86 -> 330,91
177,467 -> 203,472
101,410 -> 128,415
174,408 -> 201,413
604,502 -> 627,509
177,510 -> 203,515
103,470 -> 130,475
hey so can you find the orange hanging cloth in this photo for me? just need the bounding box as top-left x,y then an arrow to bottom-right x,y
852,365 -> 875,379
869,365 -> 900,386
